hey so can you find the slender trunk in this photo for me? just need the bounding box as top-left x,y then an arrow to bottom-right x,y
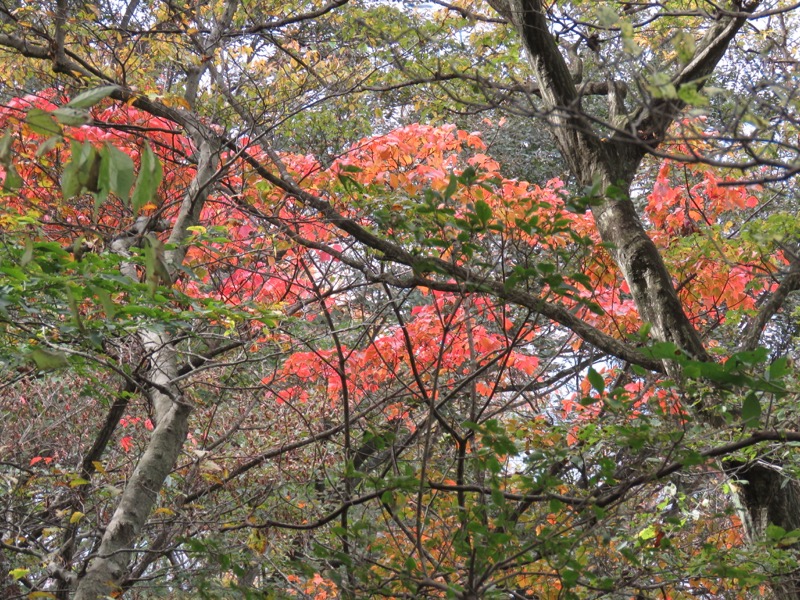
73,401 -> 190,599
75,328 -> 190,600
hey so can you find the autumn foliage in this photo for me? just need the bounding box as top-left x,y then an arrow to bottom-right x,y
0,89 -> 794,600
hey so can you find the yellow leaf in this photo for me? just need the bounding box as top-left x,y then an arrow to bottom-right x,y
161,95 -> 191,110
91,461 -> 106,474
69,511 -> 84,524
29,592 -> 58,599
154,507 -> 175,517
68,477 -> 90,487
247,530 -> 267,554
9,567 -> 29,580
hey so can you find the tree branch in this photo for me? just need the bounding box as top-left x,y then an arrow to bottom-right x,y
636,2 -> 760,142
739,260 -> 800,352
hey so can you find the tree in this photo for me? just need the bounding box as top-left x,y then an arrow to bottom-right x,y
2,1 -> 800,599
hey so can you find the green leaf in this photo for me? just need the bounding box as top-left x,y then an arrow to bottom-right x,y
769,356 -> 791,381
443,173 -> 458,199
52,107 -> 91,126
492,487 -> 506,506
66,286 -> 86,333
143,233 -> 171,295
673,30 -> 696,64
459,166 -> 477,184
20,237 -> 33,267
28,348 -> 69,370
35,135 -> 62,158
99,143 -> 135,202
631,364 -> 648,376
638,524 -> 657,540
0,128 -> 12,163
131,144 -> 163,214
636,323 -> 653,342
3,163 -> 23,191
620,21 -> 642,57
597,6 -> 619,27
587,367 -> 605,394
605,184 -> 627,201
648,72 -> 677,99
742,392 -> 762,427
25,109 -> 63,137
766,523 -> 787,542
475,199 -> 492,225
646,341 -> 684,361
93,286 -> 117,319
677,84 -> 709,107
337,173 -> 364,193
561,568 -> 579,587
681,450 -> 705,466
61,141 -> 100,199
65,85 -> 120,109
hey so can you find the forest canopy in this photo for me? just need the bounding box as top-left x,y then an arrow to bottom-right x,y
3,1 -> 800,599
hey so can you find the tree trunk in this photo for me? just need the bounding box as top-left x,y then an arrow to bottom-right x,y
73,401 -> 190,599
738,462 -> 800,599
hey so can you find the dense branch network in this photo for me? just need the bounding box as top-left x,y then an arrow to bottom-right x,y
3,1 -> 800,599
